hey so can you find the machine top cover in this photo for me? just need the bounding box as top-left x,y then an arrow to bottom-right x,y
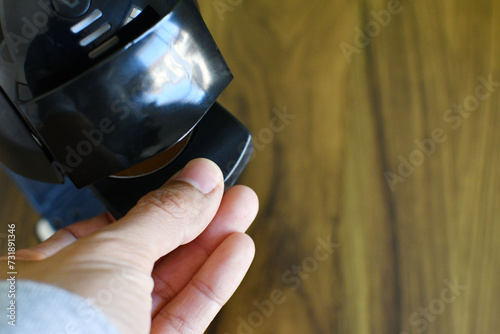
0,0 -> 232,187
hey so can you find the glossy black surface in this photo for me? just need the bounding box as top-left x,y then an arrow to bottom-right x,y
0,87 -> 63,183
0,0 -> 253,212
92,102 -> 254,219
0,0 -> 233,187
52,0 -> 92,18
0,0 -> 178,99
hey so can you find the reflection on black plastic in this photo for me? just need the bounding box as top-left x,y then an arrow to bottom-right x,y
15,0 -> 232,188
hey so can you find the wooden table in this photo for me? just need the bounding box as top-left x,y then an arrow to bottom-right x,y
1,0 -> 499,333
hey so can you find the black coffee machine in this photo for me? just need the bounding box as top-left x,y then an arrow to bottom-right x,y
0,0 -> 253,218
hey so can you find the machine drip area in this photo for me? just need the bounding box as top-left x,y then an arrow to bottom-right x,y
112,132 -> 192,178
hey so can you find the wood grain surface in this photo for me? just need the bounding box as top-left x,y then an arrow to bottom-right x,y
1,0 -> 499,333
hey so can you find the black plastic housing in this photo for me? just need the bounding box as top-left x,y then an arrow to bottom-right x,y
0,0 -> 233,187
0,0 -> 253,218
92,102 -> 253,218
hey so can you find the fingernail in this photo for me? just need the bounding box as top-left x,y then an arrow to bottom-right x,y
176,159 -> 222,194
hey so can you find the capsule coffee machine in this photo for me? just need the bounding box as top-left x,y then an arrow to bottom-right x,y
0,0 -> 253,218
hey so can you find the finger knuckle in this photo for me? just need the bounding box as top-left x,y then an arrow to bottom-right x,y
158,309 -> 198,334
191,277 -> 224,307
137,187 -> 194,220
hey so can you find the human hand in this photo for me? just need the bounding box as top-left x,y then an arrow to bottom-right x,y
3,159 -> 258,334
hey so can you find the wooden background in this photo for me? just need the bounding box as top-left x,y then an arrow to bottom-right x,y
1,0 -> 500,333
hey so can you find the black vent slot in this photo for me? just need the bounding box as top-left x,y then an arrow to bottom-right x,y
25,6 -> 161,97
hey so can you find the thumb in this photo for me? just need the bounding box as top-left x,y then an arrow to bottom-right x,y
80,158 -> 224,271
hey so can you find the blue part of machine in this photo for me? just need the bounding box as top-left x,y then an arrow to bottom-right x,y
3,166 -> 106,230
